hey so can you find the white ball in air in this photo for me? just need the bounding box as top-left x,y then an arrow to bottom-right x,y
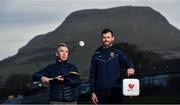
79,41 -> 85,47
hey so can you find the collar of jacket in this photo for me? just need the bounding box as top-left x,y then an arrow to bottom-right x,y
103,44 -> 113,49
96,45 -> 114,52
56,59 -> 67,65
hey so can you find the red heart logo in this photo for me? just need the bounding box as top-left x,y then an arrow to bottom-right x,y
128,83 -> 134,89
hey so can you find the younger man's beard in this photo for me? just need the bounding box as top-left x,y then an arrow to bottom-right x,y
103,41 -> 112,47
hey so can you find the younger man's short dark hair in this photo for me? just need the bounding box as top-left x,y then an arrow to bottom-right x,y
101,28 -> 114,37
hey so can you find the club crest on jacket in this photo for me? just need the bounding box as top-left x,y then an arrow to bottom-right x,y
110,52 -> 115,58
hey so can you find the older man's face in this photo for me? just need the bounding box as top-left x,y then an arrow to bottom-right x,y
102,32 -> 114,47
56,46 -> 69,61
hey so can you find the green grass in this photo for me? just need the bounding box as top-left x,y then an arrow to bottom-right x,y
124,95 -> 180,104
0,63 -> 41,79
77,94 -> 180,104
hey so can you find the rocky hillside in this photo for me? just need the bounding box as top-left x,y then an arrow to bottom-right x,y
1,6 -> 180,80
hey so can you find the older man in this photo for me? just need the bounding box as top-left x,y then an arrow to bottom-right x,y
33,43 -> 81,104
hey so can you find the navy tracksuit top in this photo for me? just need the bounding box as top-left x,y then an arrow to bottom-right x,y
90,46 -> 133,92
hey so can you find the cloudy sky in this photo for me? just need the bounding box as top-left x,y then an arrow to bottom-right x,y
0,0 -> 180,60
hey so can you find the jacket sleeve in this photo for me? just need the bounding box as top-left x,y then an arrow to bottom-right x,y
32,66 -> 49,81
118,51 -> 134,69
63,66 -> 81,87
90,56 -> 96,93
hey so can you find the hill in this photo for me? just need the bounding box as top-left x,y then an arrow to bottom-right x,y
1,6 -> 180,80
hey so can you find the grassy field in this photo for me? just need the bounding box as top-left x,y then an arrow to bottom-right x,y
78,93 -> 180,104
124,95 -> 180,104
0,63 -> 38,79
0,61 -> 52,80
